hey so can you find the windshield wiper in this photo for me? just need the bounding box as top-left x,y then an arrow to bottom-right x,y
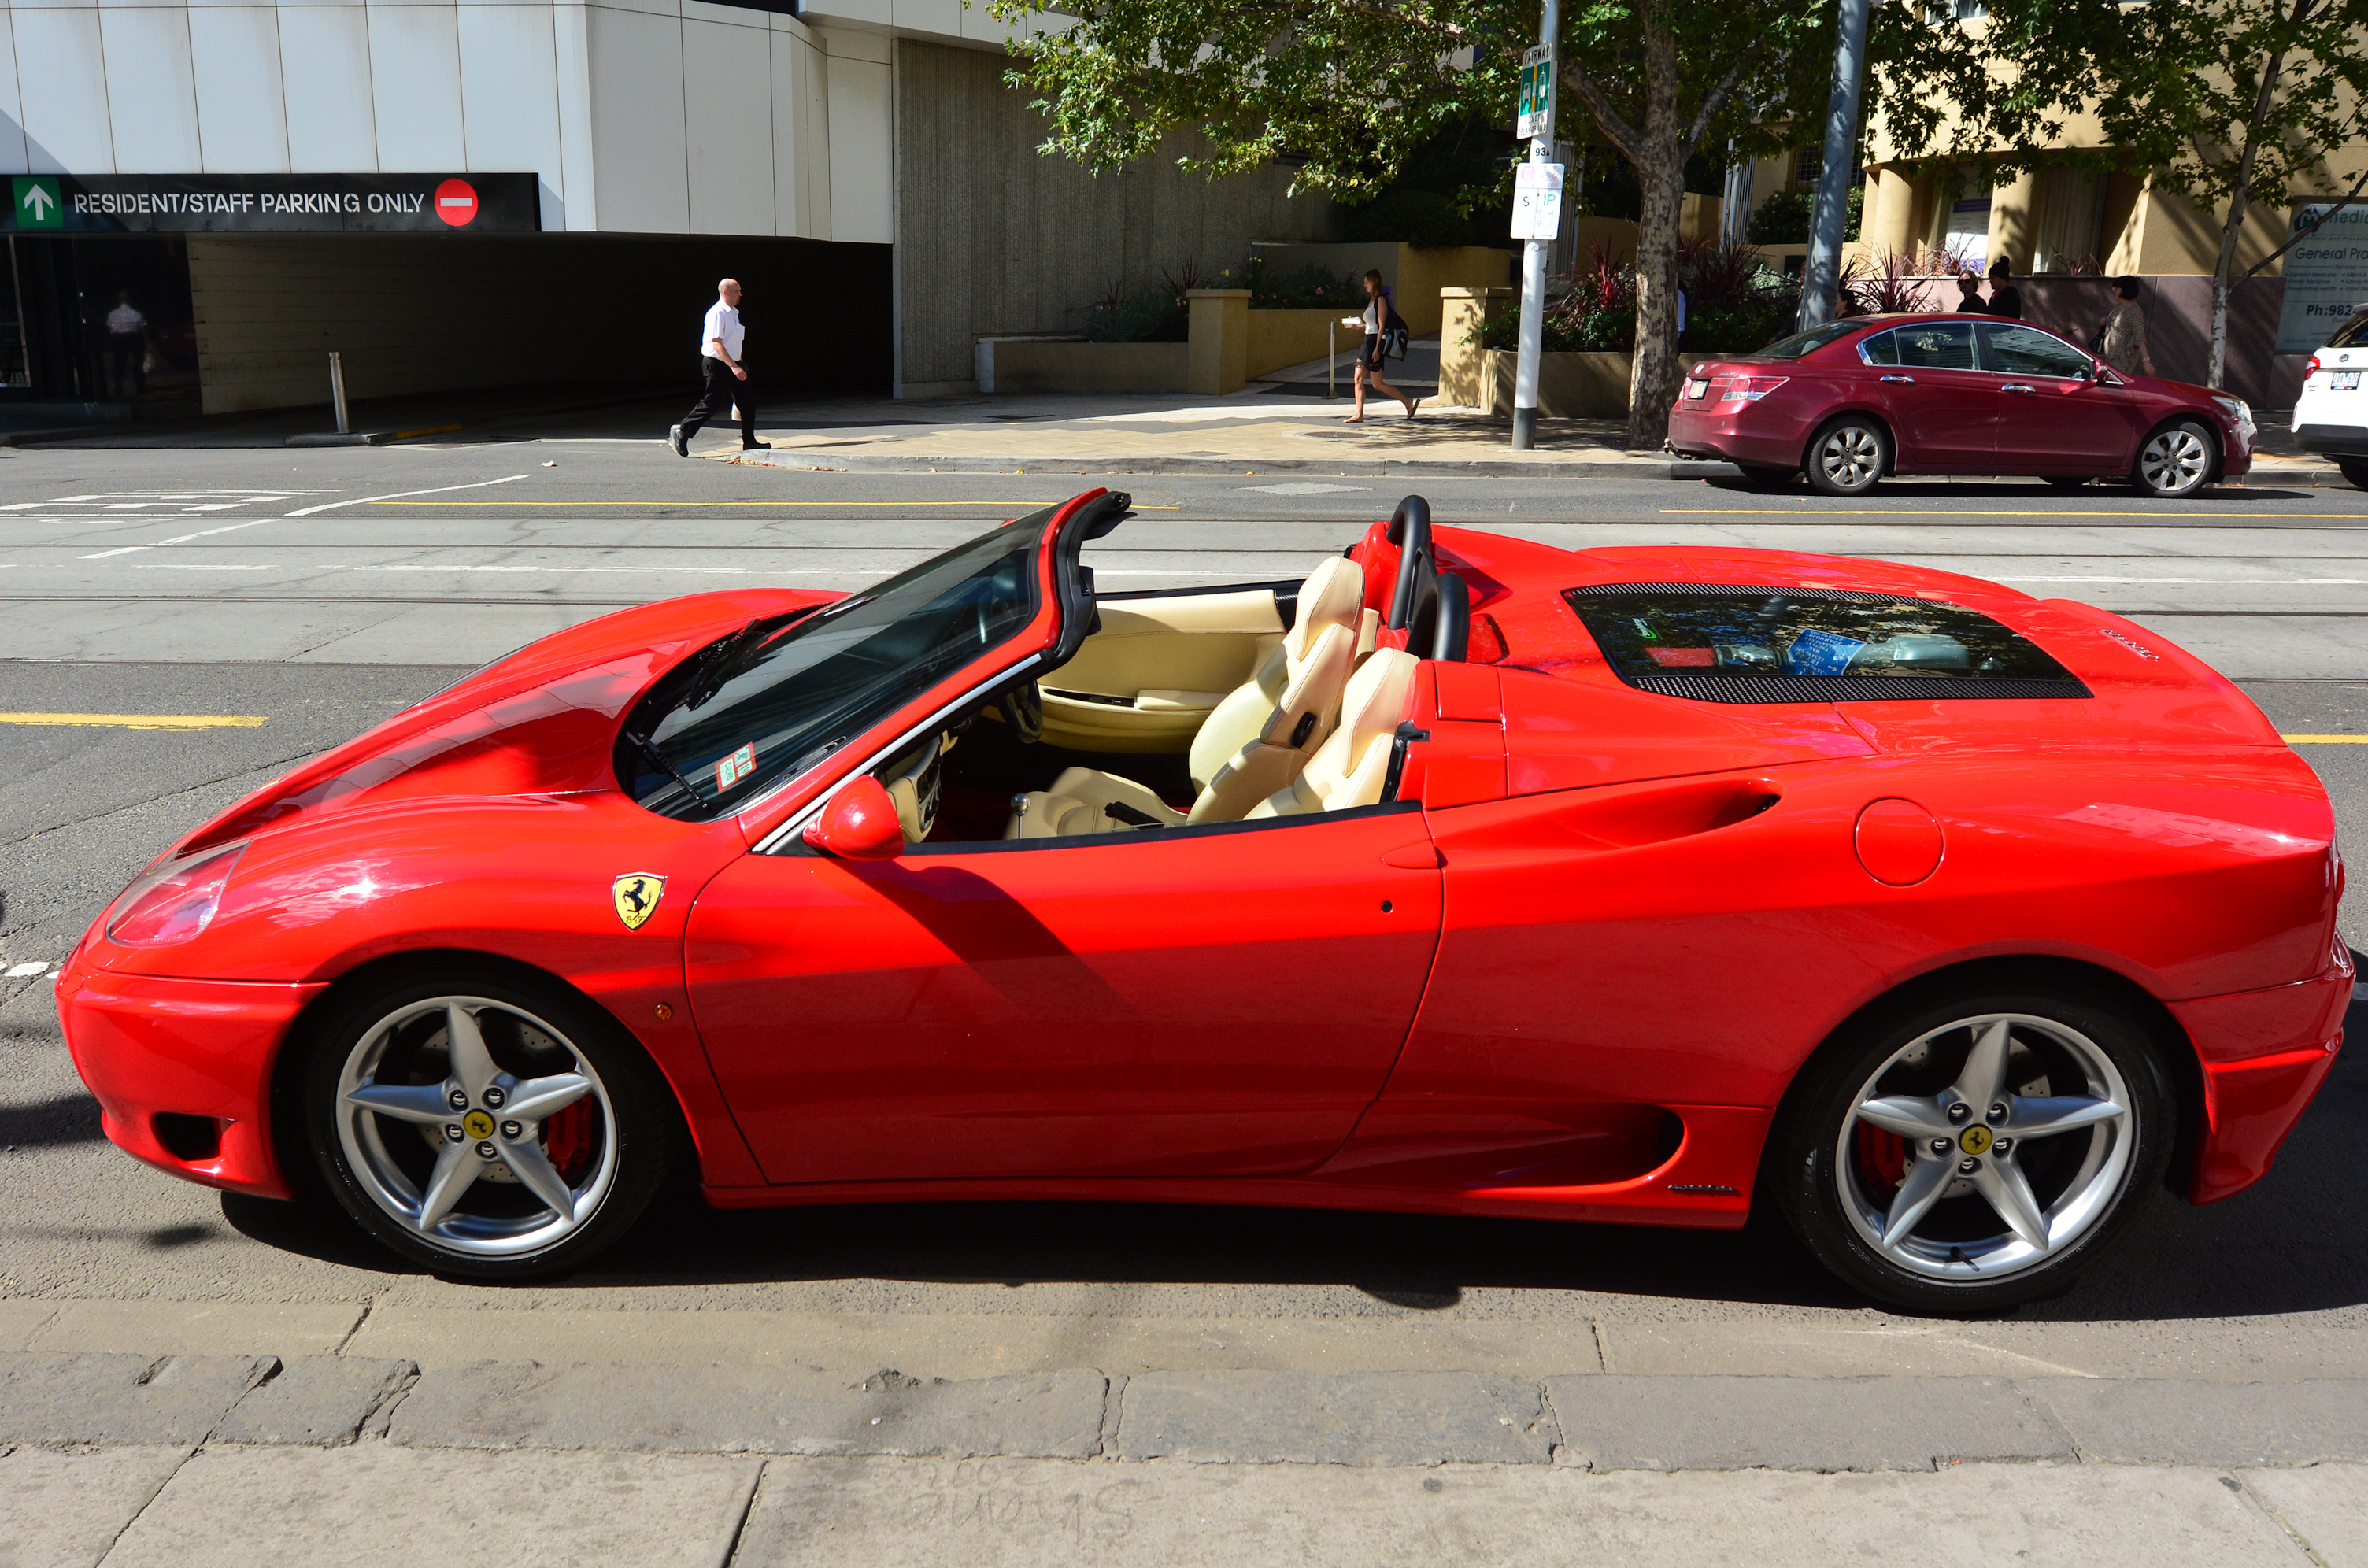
682,618 -> 774,712
622,728 -> 705,806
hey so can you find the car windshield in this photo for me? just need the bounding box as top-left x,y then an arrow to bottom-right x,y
2328,310 -> 2368,349
1563,585 -> 2089,703
616,507 -> 1056,819
1748,322 -> 1861,362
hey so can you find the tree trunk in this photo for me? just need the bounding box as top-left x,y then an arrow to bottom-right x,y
1624,19 -> 1687,449
2208,46 -> 2285,390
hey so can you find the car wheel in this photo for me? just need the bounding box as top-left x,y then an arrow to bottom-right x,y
2338,458 -> 2368,492
2131,420 -> 2217,497
1806,418 -> 1888,496
1771,985 -> 2172,1313
302,967 -> 680,1278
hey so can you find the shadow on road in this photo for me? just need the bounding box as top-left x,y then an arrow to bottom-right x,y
1690,476 -> 2324,505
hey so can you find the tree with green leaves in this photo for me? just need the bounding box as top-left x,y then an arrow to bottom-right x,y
986,0 -> 1932,446
1874,0 -> 2368,389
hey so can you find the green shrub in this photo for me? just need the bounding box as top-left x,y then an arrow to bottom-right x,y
1745,185 -> 1863,245
1248,261 -> 1365,311
1341,189 -> 1475,250
1083,288 -> 1188,343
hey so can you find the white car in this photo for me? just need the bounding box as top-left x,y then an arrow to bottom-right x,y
2292,307 -> 2368,488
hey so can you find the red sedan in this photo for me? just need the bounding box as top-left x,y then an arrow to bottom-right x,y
1668,314 -> 2258,497
57,492 -> 2344,1311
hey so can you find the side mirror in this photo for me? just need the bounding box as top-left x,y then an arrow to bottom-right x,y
803,776 -> 904,860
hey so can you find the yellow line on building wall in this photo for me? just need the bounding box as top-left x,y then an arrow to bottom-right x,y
0,712 -> 268,730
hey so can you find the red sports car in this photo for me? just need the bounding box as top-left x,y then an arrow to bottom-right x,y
57,491 -> 2344,1311
1667,313 -> 2258,497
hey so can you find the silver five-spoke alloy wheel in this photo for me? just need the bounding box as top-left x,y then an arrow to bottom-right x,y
1836,1012 -> 2133,1281
1812,423 -> 1884,494
335,995 -> 620,1258
2137,424 -> 2212,497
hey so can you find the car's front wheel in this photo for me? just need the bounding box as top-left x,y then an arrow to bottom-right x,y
1805,417 -> 1889,497
2131,420 -> 2218,497
2338,458 -> 2368,492
302,966 -> 680,1278
1771,984 -> 2172,1313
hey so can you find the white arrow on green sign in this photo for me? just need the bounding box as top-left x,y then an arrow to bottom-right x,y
13,176 -> 61,230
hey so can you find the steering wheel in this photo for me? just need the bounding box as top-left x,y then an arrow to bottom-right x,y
997,682 -> 1045,743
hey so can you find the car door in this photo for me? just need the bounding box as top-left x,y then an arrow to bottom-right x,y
1980,322 -> 2149,473
685,804 -> 1445,1184
1861,320 -> 1997,471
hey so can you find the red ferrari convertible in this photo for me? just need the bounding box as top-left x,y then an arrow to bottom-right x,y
57,491 -> 2345,1311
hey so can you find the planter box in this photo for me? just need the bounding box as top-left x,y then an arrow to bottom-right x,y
976,337 -> 1188,396
1251,242 -> 1515,336
1246,308 -> 1351,379
1478,348 -> 1756,418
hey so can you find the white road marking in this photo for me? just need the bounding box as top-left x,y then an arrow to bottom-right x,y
79,546 -> 145,560
281,475 -> 530,518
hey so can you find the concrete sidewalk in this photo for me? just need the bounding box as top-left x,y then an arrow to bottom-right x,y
6,1351 -> 2367,1564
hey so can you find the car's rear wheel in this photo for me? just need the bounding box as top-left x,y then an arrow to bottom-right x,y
302,967 -> 679,1278
1806,417 -> 1889,496
2338,458 -> 2368,491
2131,420 -> 2217,497
1772,985 -> 2172,1313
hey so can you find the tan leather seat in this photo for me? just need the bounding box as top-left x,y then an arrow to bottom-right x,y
1248,649 -> 1420,818
1008,557 -> 1367,838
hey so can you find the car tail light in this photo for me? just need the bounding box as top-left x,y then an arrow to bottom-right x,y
2307,355 -> 2322,379
1722,375 -> 1789,402
106,842 -> 246,947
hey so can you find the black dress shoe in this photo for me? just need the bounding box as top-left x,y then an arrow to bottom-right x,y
742,439 -> 771,451
668,425 -> 688,457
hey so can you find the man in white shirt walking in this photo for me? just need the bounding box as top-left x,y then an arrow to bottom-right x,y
669,279 -> 768,456
104,292 -> 150,400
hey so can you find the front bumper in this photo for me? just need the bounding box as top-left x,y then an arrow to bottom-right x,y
2171,965 -> 2350,1204
57,955 -> 323,1200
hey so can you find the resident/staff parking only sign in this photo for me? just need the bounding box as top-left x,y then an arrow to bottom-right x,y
0,173 -> 537,234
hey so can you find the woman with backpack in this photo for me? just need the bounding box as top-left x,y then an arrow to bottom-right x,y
1340,269 -> 1419,422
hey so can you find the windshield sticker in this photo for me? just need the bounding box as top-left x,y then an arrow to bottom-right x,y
1647,647 -> 1716,668
716,743 -> 755,791
1785,629 -> 1867,675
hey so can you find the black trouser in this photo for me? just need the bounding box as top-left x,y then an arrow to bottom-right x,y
681,356 -> 755,444
108,335 -> 145,396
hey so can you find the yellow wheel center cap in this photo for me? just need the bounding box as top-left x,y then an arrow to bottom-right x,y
463,1110 -> 497,1141
1959,1125 -> 1994,1156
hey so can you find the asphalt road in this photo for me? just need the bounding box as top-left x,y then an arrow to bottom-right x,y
2,431 -> 2366,1384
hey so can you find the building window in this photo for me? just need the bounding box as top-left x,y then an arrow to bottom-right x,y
1925,0 -> 1988,22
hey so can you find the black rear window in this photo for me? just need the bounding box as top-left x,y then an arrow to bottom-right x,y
2328,310 -> 2368,349
1563,584 -> 2090,703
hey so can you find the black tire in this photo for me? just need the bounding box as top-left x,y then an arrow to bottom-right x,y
1805,416 -> 1889,497
1771,982 -> 2173,1314
2338,458 -> 2368,492
301,962 -> 681,1279
2130,419 -> 2218,497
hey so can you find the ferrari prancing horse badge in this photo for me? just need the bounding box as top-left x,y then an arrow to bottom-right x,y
612,873 -> 666,931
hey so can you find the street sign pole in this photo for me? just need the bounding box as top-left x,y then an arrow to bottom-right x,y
1797,0 -> 1872,331
1510,1 -> 1560,452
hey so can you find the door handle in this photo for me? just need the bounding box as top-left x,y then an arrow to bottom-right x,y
1381,842 -> 1443,869
2001,383 -> 2036,393
1879,375 -> 1915,384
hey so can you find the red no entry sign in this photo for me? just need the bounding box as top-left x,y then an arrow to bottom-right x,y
434,178 -> 479,227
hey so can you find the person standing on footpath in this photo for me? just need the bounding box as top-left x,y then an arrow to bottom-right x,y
1983,257 -> 2024,320
1955,269 -> 1984,313
2095,277 -> 2157,377
670,278 -> 769,456
1338,270 -> 1419,423
104,291 -> 150,399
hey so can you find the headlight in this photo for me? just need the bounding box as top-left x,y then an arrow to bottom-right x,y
2211,394 -> 2253,426
105,842 -> 246,947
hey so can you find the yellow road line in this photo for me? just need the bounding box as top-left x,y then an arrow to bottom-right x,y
369,500 -> 1183,510
2283,734 -> 2368,744
0,712 -> 268,730
1660,509 -> 2366,519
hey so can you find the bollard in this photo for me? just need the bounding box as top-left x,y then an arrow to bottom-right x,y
329,352 -> 350,435
1327,320 -> 1336,401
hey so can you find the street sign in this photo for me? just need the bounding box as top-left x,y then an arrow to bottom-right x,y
13,176 -> 60,231
1516,46 -> 1555,140
0,174 -> 538,234
1511,163 -> 1565,241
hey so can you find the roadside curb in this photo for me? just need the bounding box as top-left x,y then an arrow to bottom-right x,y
286,423 -> 463,449
731,449 -> 1738,481
8,1354 -> 2366,1473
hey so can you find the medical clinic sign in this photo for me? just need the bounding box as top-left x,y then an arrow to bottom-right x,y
3,173 -> 538,234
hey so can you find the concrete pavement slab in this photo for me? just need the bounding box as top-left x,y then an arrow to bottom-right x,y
344,1304 -> 1604,1378
1114,1370 -> 1558,1466
212,1357 -> 415,1447
1594,1318 -> 2368,1381
2029,1379 -> 2368,1466
387,1360 -> 1107,1459
0,1300 -> 59,1352
2245,1465 -> 2368,1566
731,1456 -> 2307,1566
24,1300 -> 365,1360
1547,1375 -> 2073,1473
0,1353 -> 274,1445
0,1444 -> 192,1568
96,1442 -> 761,1568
